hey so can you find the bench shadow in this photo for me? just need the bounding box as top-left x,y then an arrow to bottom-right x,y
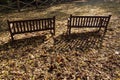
53,31 -> 105,52
0,35 -> 46,60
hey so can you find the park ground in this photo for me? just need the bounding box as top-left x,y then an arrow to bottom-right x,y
0,0 -> 120,79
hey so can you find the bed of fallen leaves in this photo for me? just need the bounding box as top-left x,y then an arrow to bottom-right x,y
0,0 -> 120,80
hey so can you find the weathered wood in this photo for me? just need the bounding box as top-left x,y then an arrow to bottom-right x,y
67,15 -> 111,34
8,16 -> 55,41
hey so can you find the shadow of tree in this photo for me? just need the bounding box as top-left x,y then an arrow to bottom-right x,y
52,31 -> 105,52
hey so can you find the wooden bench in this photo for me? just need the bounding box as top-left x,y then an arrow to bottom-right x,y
7,16 -> 55,41
67,15 -> 111,34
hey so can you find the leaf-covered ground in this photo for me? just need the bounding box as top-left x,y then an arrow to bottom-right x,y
0,0 -> 120,80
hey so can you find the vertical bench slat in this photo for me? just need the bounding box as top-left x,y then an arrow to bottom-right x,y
93,18 -> 96,27
48,19 -> 51,28
104,18 -> 109,27
38,20 -> 40,30
78,17 -> 80,26
41,20 -> 44,30
48,19 -> 50,28
32,20 -> 34,31
85,17 -> 87,27
90,18 -> 93,27
52,18 -> 54,28
30,20 -> 33,31
80,18 -> 82,26
51,19 -> 53,28
71,18 -> 73,26
101,18 -> 104,27
104,18 -> 107,26
28,21 -> 31,31
31,20 -> 33,31
96,18 -> 100,27
49,19 -> 51,28
91,18 -> 95,27
81,18 -> 84,26
105,18 -> 108,26
42,20 -> 44,29
106,18 -> 109,26
40,20 -> 42,30
82,17 -> 84,26
89,18 -> 92,26
83,17 -> 85,26
94,17 -> 97,27
35,20 -> 38,30
26,21 -> 29,31
87,17 -> 90,27
45,19 -> 47,29
83,18 -> 86,27
88,18 -> 91,27
97,18 -> 99,27
16,22 -> 19,33
15,22 -> 18,32
99,17 -> 102,26
86,17 -> 88,27
47,19 -> 50,28
36,20 -> 39,30
73,17 -> 75,26
12,22 -> 16,33
23,21 -> 26,32
70,15 -> 72,27
75,17 -> 78,26
84,18 -> 87,26
45,19 -> 46,29
99,18 -> 102,27
33,20 -> 36,31
18,22 -> 20,32
21,21 -> 25,32
19,22 -> 23,32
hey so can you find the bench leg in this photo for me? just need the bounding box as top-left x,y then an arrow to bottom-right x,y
104,27 -> 107,34
11,34 -> 14,42
67,27 -> 71,35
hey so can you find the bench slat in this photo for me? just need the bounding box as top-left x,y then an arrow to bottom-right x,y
95,18 -> 99,27
77,17 -> 80,26
13,22 -> 16,33
20,22 -> 23,32
23,21 -> 26,32
15,22 -> 19,33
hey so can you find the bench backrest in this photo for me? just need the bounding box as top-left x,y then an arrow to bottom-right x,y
68,15 -> 111,28
7,16 -> 55,35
